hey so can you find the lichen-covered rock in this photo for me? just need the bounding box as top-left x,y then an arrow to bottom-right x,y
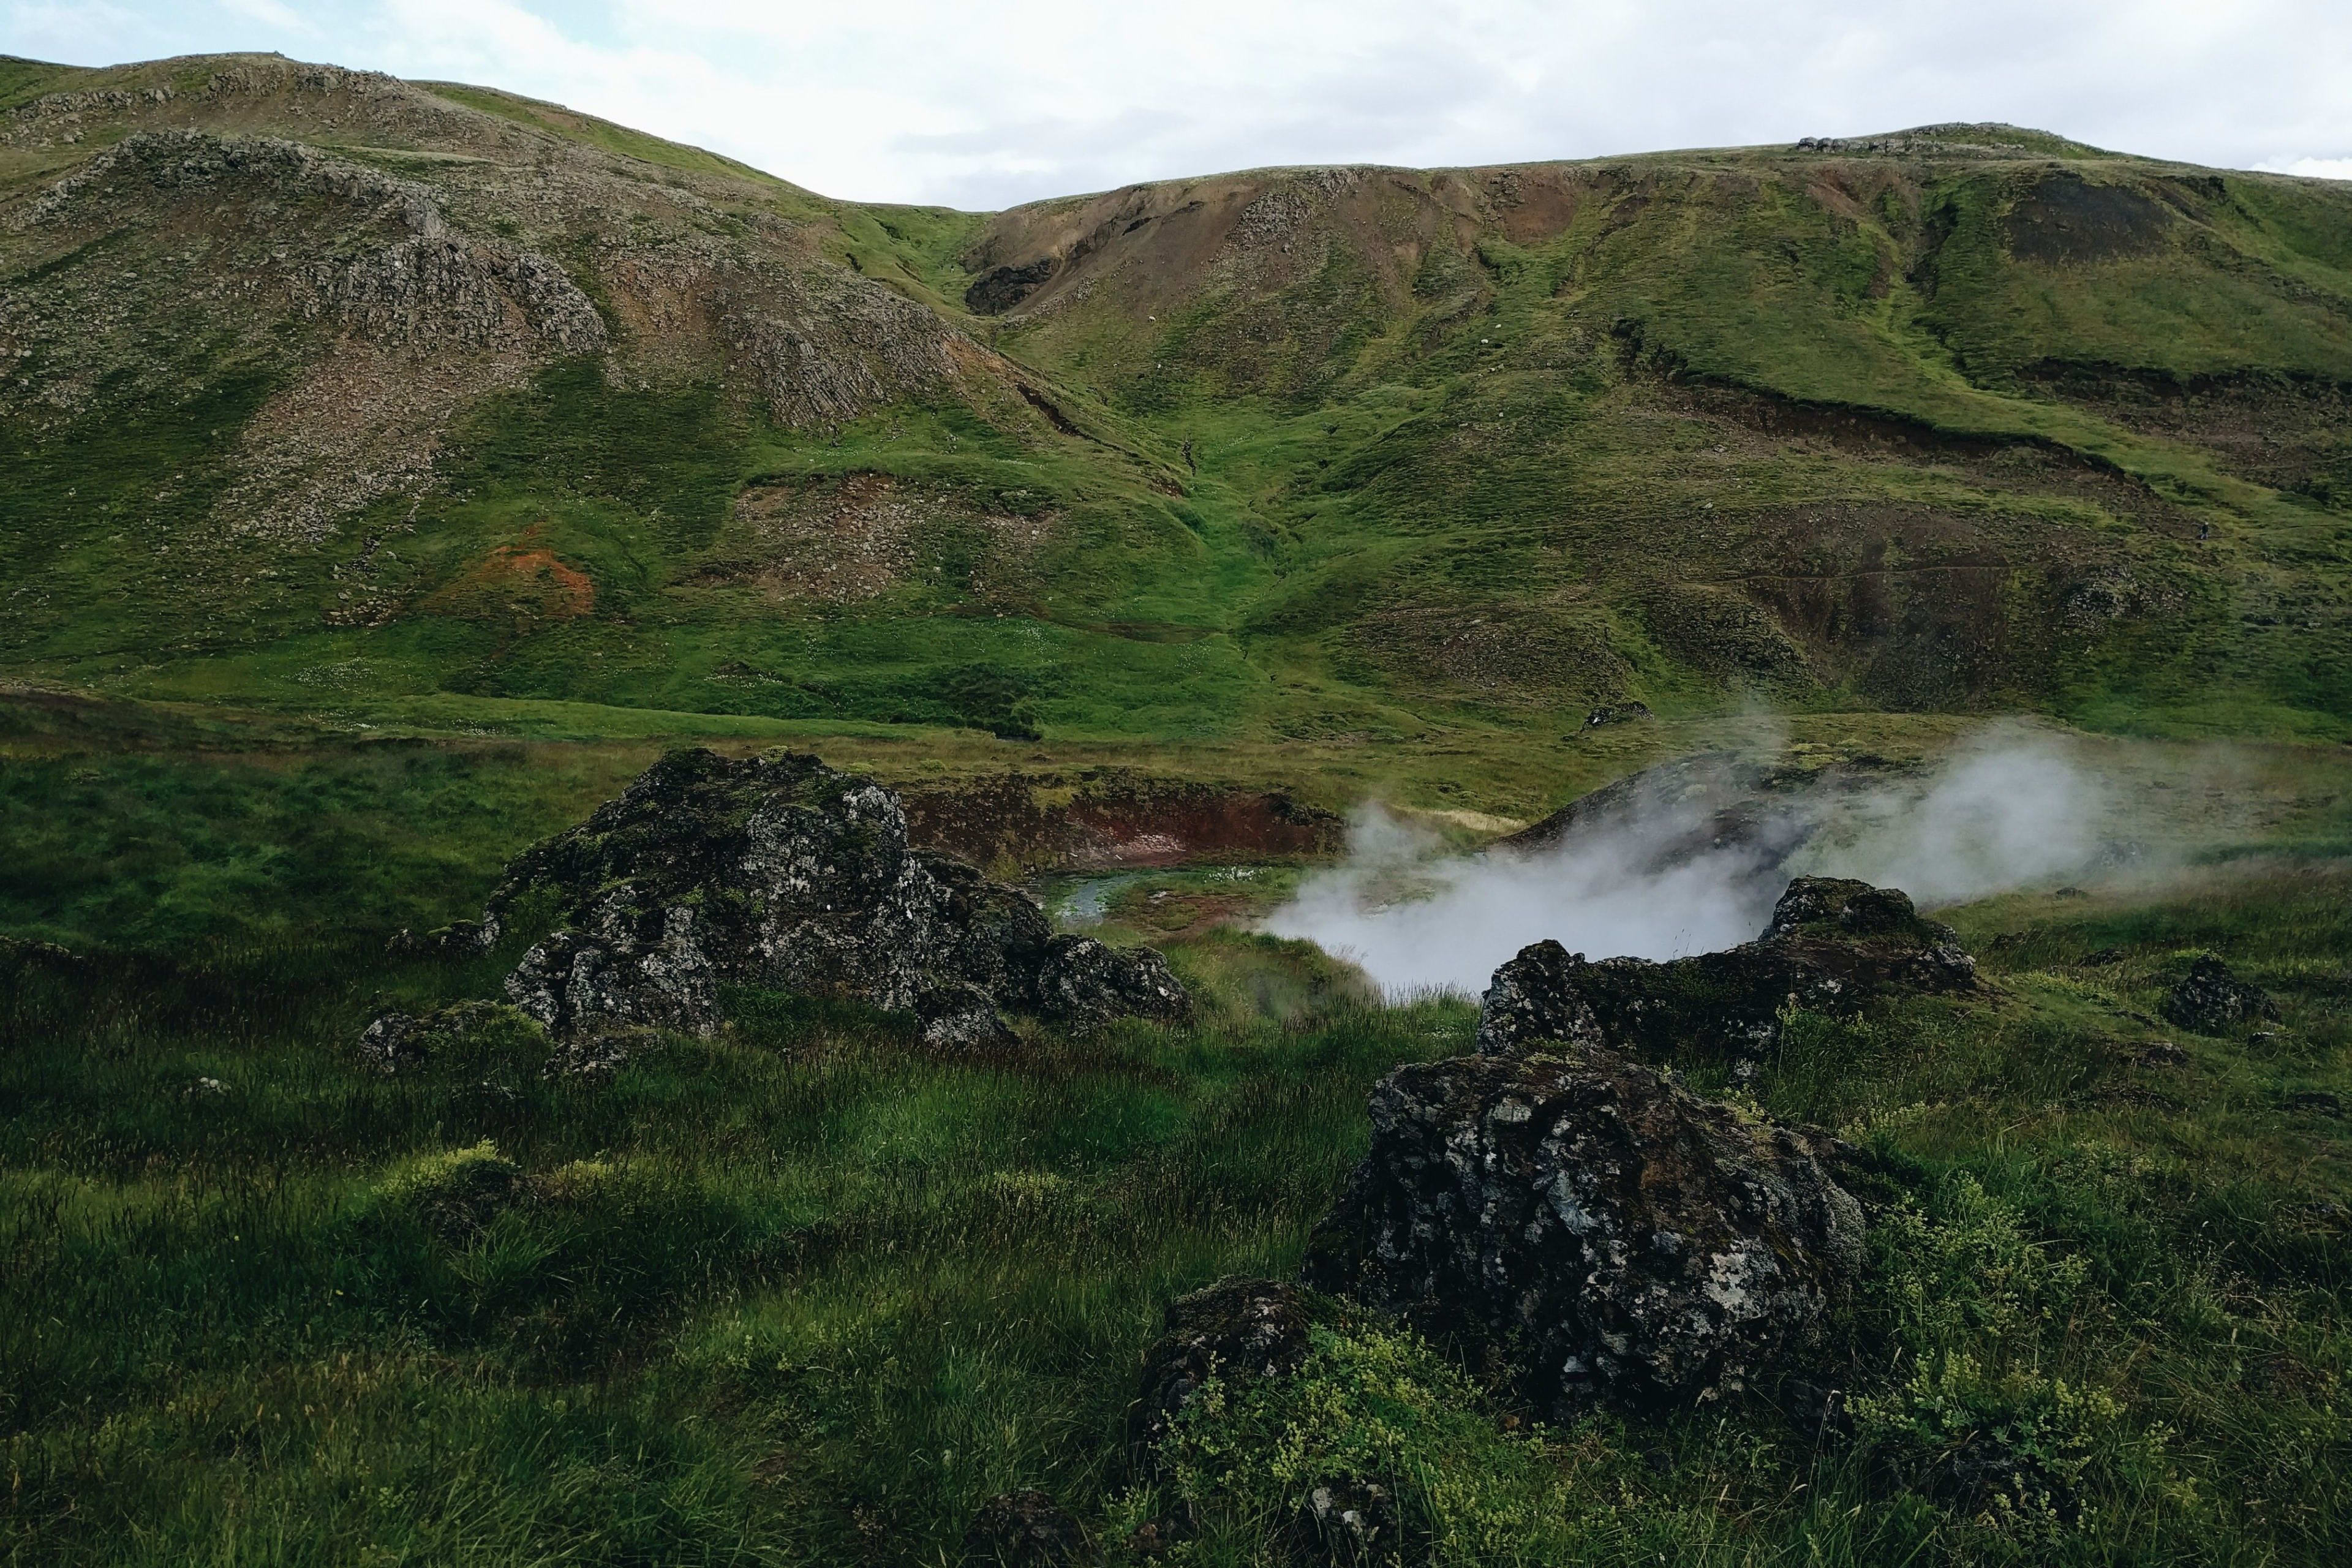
1130,1276 -> 1322,1463
2161,954 -> 2279,1034
960,1488 -> 1087,1566
1038,933 -> 1191,1035
355,1000 -> 554,1076
1296,1479 -> 1401,1564
503,920 -> 720,1041
1303,1046 -> 1864,1416
1476,875 -> 1975,1062
357,1010 -> 428,1073
453,748 -> 1181,1044
916,981 -> 1019,1052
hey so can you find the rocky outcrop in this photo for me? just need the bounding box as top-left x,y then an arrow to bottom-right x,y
965,257 -> 1057,315
1129,1276 -> 1323,1464
717,261 -> 965,428
1303,1045 -> 1864,1417
371,748 -> 1187,1053
1581,700 -> 1653,729
1476,876 -> 1975,1063
1038,935 -> 1189,1036
41,134 -> 608,353
310,234 -> 609,352
20,129 -> 446,233
2161,954 -> 2279,1034
356,1000 -> 559,1076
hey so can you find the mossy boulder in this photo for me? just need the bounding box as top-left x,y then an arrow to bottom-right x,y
1305,1045 -> 1864,1417
2160,954 -> 2279,1035
356,1000 -> 552,1077
377,1139 -> 528,1237
368,748 -> 1187,1051
1476,875 -> 1975,1065
1131,1276 -> 1330,1466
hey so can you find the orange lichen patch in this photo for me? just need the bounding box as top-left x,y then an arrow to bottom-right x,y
418,543 -> 595,624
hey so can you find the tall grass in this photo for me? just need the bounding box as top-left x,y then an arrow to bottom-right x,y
2,865 -> 2347,1563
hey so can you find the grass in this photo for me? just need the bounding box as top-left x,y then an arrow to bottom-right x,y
3,853 -> 2348,1564
0,930 -> 1454,1562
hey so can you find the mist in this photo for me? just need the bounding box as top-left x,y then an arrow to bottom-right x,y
1259,729 -> 2119,999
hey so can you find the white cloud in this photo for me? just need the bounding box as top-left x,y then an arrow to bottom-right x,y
221,0 -> 311,29
6,1 -> 2352,207
2277,157 -> 2352,181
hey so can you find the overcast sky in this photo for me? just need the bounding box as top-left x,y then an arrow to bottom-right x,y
8,1 -> 2349,208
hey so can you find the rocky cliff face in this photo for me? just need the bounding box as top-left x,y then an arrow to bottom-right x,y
420,748 -> 1188,1050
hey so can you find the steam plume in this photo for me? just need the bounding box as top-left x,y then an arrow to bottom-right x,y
1261,729 -> 2117,999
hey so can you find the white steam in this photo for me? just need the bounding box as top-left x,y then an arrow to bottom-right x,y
1261,729 -> 2118,999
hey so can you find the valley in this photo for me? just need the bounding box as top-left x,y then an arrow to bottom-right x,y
2,48 -> 2350,1567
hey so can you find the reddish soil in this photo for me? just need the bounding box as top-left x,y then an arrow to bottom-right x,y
419,541 -> 595,623
900,770 -> 1344,875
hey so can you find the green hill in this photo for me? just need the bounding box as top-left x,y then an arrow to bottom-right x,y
4,55 -> 2349,774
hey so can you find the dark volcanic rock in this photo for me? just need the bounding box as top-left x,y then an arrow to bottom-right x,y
357,1009 -> 429,1073
964,257 -> 1057,315
1131,1276 -> 1321,1463
356,1000 -> 558,1076
481,749 -> 1052,1035
1494,752 -> 1804,867
1039,933 -> 1190,1035
1581,700 -> 1653,729
2160,955 -> 2278,1034
1476,876 -> 1975,1062
1304,1046 -> 1864,1416
916,981 -> 1021,1051
1295,1478 -> 1401,1564
363,748 -> 1188,1049
960,1488 -> 1086,1566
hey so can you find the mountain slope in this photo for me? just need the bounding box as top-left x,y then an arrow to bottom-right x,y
4,56 -> 2348,760
967,130 -> 2352,734
1,54 -> 1234,741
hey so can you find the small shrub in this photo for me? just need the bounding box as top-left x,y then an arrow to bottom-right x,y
1123,1322 -> 1580,1564
1852,1174 -> 2168,1538
377,1138 -> 527,1238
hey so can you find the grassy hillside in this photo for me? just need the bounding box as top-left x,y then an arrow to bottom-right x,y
3,67 -> 2349,769
967,134 -> 2352,742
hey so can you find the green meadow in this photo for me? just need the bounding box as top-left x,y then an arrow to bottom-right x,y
5,792 -> 2350,1563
